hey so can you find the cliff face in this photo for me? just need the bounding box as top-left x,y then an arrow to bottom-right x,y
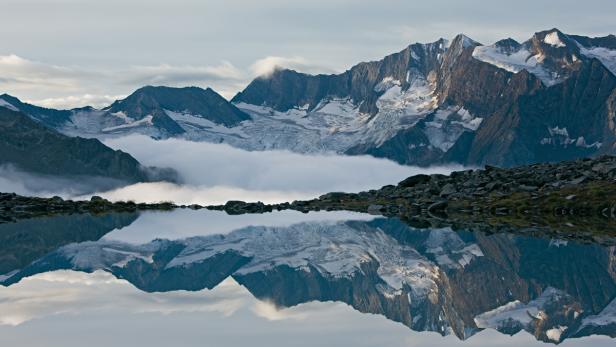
232,39 -> 448,116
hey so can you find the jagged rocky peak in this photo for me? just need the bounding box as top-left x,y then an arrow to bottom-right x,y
0,93 -> 73,126
471,28 -> 585,87
531,28 -> 572,48
494,38 -> 522,54
439,34 -> 481,74
108,85 -> 250,127
232,36 -> 455,116
528,28 -> 582,64
451,33 -> 480,49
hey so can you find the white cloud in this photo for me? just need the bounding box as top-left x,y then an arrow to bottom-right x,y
84,182 -> 313,205
90,135 -> 462,205
0,53 -> 338,108
28,94 -> 125,109
104,209 -> 374,244
0,54 -> 250,109
0,271 -> 248,326
250,56 -> 336,77
0,135 -> 461,204
124,61 -> 244,85
0,54 -> 89,92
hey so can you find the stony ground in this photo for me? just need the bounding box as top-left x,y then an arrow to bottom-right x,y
0,194 -> 178,223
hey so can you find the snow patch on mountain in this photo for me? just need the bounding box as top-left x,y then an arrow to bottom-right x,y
540,126 -> 602,149
423,107 -> 482,152
0,98 -> 19,112
425,228 -> 484,269
544,32 -> 566,48
578,297 -> 616,330
167,221 -> 440,299
474,287 -> 575,338
577,45 -> 616,76
472,45 -> 562,86
371,73 -> 438,145
165,110 -> 247,137
102,115 -> 153,132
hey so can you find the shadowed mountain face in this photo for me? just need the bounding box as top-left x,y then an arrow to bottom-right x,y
2,215 -> 614,344
0,107 -> 158,185
0,94 -> 73,127
106,86 -> 251,132
0,212 -> 138,275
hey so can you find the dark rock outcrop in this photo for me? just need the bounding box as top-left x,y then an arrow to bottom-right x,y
0,107 -> 159,183
0,212 -> 138,274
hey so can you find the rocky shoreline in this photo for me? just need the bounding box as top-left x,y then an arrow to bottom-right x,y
207,156 -> 616,238
0,194 -> 179,223
2,156 -> 616,238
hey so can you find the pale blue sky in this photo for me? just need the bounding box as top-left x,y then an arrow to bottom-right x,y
0,0 -> 614,108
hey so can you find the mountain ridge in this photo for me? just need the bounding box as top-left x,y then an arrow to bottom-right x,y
2,28 -> 615,168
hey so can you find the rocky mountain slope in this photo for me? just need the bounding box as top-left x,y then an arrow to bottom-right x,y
2,218 -> 614,343
0,107 -> 173,187
234,29 -> 616,167
2,28 -> 615,167
104,86 -> 251,134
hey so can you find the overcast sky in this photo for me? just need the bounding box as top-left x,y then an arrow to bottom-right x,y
1,0 -> 614,108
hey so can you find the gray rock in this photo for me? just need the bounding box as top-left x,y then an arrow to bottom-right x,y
440,184 -> 457,197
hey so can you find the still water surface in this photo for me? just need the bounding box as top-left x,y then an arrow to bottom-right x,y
0,210 -> 614,346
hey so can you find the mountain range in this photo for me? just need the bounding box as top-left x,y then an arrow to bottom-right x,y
1,28 -> 615,168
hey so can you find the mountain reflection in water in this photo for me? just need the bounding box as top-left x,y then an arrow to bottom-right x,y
0,210 -> 614,346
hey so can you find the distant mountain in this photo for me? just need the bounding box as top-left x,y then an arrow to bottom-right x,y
105,86 -> 251,134
3,28 -> 616,167
233,29 -> 616,167
0,93 -> 73,127
0,86 -> 251,140
0,107 -> 172,186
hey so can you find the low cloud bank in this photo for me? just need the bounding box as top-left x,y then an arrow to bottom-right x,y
94,135 -> 463,205
0,135 -> 464,204
0,164 -> 127,197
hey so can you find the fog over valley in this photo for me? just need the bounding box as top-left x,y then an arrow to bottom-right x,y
0,135 -> 463,204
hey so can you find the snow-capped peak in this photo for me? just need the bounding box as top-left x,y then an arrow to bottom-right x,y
544,31 -> 567,48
